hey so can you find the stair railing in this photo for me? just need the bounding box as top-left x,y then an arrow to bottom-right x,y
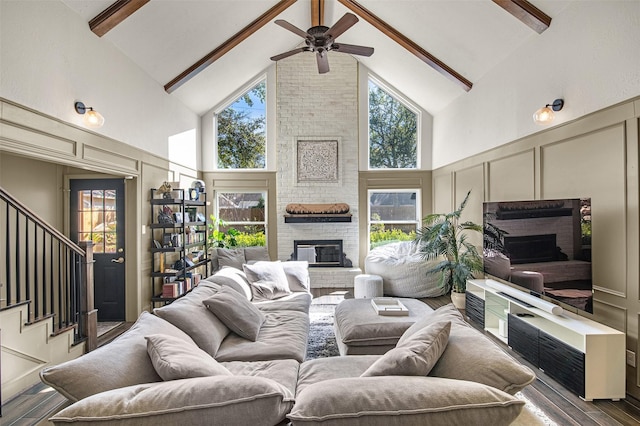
0,186 -> 97,351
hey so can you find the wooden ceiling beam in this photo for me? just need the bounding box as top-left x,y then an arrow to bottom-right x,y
165,0 -> 298,94
338,0 -> 472,92
89,0 -> 150,37
311,0 -> 324,27
492,0 -> 551,34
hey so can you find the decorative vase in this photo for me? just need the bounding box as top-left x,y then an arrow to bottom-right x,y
451,291 -> 466,310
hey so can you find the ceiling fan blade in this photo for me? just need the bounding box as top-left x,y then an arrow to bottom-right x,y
270,47 -> 308,62
316,52 -> 330,74
274,19 -> 311,39
324,12 -> 358,40
332,43 -> 374,57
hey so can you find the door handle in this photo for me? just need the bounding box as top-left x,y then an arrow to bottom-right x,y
111,257 -> 125,264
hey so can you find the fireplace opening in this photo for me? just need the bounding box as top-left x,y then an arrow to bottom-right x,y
292,240 -> 344,267
504,234 -> 558,264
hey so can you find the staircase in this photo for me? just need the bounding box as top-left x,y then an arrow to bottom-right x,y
1,186 -> 96,411
1,303 -> 85,404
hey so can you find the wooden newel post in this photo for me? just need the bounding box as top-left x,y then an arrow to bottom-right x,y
79,241 -> 98,352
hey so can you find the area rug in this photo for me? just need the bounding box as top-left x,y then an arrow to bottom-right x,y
306,304 -> 339,359
305,302 -> 556,425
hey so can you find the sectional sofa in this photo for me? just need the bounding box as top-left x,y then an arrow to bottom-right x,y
40,260 -> 537,425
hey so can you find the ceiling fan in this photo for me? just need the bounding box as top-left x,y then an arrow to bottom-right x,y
270,12 -> 374,74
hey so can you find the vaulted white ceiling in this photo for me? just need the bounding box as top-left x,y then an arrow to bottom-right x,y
60,0 -> 570,116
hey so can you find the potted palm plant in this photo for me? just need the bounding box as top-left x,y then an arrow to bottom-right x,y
415,191 -> 483,309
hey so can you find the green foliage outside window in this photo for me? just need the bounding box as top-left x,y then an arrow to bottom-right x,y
369,81 -> 417,169
217,81 -> 266,169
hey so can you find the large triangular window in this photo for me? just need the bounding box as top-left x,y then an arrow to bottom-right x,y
368,79 -> 418,169
216,79 -> 266,169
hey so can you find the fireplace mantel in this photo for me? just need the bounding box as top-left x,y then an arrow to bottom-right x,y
284,214 -> 352,223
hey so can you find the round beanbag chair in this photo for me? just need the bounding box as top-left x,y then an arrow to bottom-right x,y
364,241 -> 446,298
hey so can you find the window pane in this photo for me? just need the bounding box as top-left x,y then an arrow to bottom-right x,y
214,192 -> 266,247
217,80 -> 266,169
368,80 -> 417,169
369,191 -> 419,249
370,192 -> 417,221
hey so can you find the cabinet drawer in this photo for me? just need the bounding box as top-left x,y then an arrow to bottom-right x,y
465,292 -> 484,328
507,314 -> 539,366
539,331 -> 585,397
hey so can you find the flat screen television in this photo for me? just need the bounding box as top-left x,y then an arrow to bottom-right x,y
483,198 -> 593,314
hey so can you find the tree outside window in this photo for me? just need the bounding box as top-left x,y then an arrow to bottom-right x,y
369,190 -> 419,249
368,80 -> 418,169
216,80 -> 266,169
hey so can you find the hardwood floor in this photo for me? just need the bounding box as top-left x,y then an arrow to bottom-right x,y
4,289 -> 640,425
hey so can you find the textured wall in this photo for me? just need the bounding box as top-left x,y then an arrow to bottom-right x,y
276,52 -> 360,271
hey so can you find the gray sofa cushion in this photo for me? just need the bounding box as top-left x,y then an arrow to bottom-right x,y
205,267 -> 253,300
145,334 -> 232,380
203,286 -> 266,341
215,310 -> 310,363
254,291 -> 312,313
217,248 -> 246,269
296,356 -> 380,395
40,312 -> 192,402
287,376 -> 524,426
154,283 -> 230,356
222,359 -> 300,400
50,376 -> 294,426
403,304 -> 536,394
360,321 -> 451,377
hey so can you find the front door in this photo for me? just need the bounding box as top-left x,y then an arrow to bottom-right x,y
70,179 -> 126,321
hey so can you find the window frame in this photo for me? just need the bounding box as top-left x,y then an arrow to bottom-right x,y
367,75 -> 421,171
367,188 -> 421,249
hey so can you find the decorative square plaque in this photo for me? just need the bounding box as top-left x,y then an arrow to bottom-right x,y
297,140 -> 339,182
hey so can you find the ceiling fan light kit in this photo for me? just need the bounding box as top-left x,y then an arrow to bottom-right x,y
270,12 -> 374,74
533,98 -> 564,125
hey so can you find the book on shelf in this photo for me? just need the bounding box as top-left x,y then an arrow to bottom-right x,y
162,283 -> 179,298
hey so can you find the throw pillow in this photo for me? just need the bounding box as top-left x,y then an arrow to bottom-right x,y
145,334 -> 232,380
243,261 -> 292,300
361,321 -> 451,377
203,286 -> 266,341
243,246 -> 271,263
282,261 -> 310,292
399,303 -> 536,394
217,248 -> 246,270
153,284 -> 230,356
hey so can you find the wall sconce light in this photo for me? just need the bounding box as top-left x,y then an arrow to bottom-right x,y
533,99 -> 564,125
74,101 -> 105,128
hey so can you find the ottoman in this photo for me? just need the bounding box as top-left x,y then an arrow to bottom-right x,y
333,298 -> 433,355
354,274 -> 383,299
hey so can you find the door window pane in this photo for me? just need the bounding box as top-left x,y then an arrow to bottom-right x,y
76,189 -> 117,253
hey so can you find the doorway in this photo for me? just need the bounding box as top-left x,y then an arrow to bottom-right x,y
69,179 -> 126,321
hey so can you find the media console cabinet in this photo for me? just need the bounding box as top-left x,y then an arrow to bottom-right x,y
466,279 -> 625,401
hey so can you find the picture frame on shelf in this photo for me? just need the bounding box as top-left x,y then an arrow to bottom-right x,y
173,212 -> 183,223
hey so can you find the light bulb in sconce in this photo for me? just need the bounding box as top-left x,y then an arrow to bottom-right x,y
533,99 -> 564,125
74,101 -> 105,128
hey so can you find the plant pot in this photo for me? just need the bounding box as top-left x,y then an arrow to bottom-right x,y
451,291 -> 466,310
